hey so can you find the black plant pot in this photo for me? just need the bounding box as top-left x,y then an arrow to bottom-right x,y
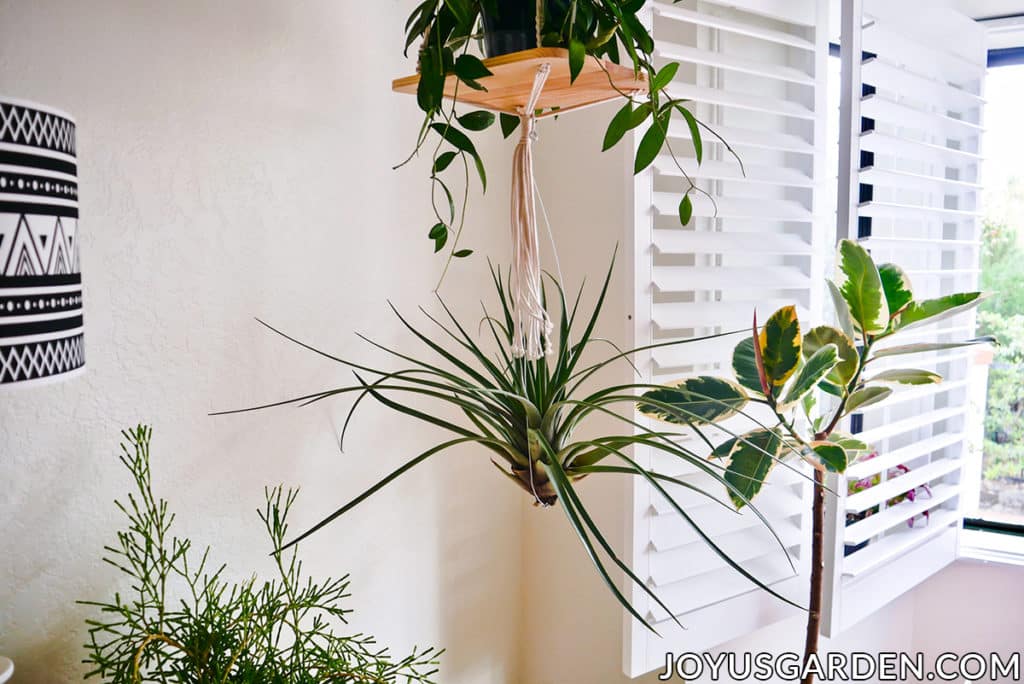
480,0 -> 572,58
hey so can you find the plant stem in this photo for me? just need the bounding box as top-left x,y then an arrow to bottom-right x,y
802,467 -> 826,684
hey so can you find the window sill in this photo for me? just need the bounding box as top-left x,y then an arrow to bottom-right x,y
958,528 -> 1024,567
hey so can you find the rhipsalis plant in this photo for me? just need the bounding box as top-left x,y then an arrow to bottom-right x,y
215,253 -> 800,632
639,239 -> 993,684
81,426 -> 440,684
401,0 -> 739,274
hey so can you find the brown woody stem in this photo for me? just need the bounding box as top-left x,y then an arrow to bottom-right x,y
802,468 -> 826,684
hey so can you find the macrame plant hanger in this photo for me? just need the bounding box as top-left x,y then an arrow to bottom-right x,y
392,0 -> 647,359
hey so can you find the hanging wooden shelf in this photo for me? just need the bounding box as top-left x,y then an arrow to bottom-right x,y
392,47 -> 648,118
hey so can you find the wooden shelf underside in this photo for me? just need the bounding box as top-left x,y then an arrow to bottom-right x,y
392,48 -> 648,118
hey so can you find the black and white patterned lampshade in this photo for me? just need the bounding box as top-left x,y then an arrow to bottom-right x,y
0,97 -> 84,386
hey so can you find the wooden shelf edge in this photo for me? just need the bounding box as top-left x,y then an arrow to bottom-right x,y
392,47 -> 648,117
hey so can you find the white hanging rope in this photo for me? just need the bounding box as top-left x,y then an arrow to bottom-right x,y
509,63 -> 553,359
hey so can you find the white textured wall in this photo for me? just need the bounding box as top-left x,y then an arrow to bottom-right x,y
0,2 -> 521,682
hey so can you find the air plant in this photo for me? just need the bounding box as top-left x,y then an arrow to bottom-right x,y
639,239 -> 992,684
216,253 -> 802,631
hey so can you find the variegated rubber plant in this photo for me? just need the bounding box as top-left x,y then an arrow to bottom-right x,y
216,253 -> 805,633
639,239 -> 993,684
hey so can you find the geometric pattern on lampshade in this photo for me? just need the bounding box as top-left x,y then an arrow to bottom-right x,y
0,97 -> 84,386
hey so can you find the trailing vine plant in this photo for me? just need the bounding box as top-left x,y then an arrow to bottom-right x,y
399,0 -> 740,281
639,240 -> 992,684
81,426 -> 440,684
215,253 -> 805,631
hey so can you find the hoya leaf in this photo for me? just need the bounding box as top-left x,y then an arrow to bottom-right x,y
760,305 -> 802,389
457,110 -> 495,131
836,239 -> 889,335
678,194 -> 693,225
844,386 -> 892,414
500,113 -> 520,139
895,292 -> 988,332
569,38 -> 585,83
638,376 -> 749,426
634,109 -> 669,174
878,263 -> 914,318
432,151 -> 457,174
674,104 -> 703,164
603,101 -> 634,151
803,325 -> 859,387
453,249 -> 473,258
780,343 -> 839,407
453,53 -> 492,82
865,368 -> 942,385
651,62 -> 679,91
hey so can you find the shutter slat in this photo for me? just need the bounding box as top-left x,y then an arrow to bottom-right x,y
856,406 -> 964,445
653,228 -> 812,254
650,491 -> 804,551
669,121 -> 814,154
653,300 -> 807,331
860,94 -> 982,139
652,193 -> 813,221
656,42 -> 815,85
858,201 -> 980,220
666,83 -> 815,120
841,509 -> 961,578
854,379 -> 970,416
860,131 -> 981,165
652,266 -> 809,293
845,432 -> 964,481
651,2 -> 815,50
846,457 -> 963,514
655,157 -> 814,187
860,57 -> 985,109
858,166 -> 981,193
845,483 -> 960,545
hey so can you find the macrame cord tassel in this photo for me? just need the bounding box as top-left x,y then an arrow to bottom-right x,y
509,63 -> 553,360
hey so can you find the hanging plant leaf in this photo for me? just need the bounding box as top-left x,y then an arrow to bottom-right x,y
673,104 -> 703,165
803,325 -> 858,387
836,239 -> 889,335
895,292 -> 988,332
865,368 -> 942,385
651,62 -> 679,91
432,151 -> 457,174
428,222 -> 448,252
678,194 -> 693,225
634,109 -> 669,174
844,386 -> 892,414
569,38 -> 586,83
453,53 -> 492,90
457,110 -> 496,131
453,249 -> 473,258
638,376 -> 750,426
430,123 -> 486,191
760,305 -> 802,389
878,263 -> 914,318
721,429 -> 784,509
500,113 -> 520,139
603,101 -> 634,151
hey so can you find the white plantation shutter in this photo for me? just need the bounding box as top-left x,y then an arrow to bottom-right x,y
624,0 -> 831,676
819,0 -> 987,637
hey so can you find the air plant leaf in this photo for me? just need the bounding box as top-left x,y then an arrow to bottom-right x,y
894,292 -> 988,332
779,343 -> 839,408
719,429 -> 784,509
759,305 -> 802,389
836,239 -> 889,335
843,386 -> 893,415
865,368 -> 942,385
638,376 -> 750,426
802,326 -> 858,387
812,442 -> 847,473
870,336 -> 995,359
878,263 -> 914,318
